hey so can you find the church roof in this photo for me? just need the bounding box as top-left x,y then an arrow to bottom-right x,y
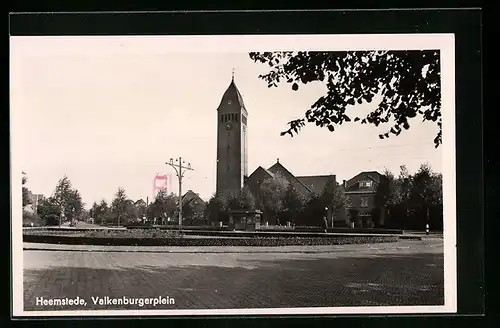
247,166 -> 275,180
217,77 -> 247,113
296,175 -> 336,195
267,161 -> 312,196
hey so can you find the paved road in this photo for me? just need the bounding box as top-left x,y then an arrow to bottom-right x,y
23,239 -> 444,311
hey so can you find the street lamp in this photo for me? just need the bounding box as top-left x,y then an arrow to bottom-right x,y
166,157 -> 193,231
324,207 -> 329,232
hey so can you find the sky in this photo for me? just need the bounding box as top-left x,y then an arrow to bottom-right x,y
11,36 -> 443,208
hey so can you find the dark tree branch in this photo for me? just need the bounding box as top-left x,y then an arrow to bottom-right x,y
249,50 -> 441,148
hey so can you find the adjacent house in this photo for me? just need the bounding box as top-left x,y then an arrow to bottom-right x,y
182,190 -> 207,222
343,171 -> 383,228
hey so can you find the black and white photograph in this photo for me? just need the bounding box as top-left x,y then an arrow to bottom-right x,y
10,33 -> 456,316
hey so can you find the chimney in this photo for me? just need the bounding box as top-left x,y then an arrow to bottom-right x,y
342,180 -> 346,188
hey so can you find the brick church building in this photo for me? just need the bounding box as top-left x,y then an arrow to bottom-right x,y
214,75 -> 381,227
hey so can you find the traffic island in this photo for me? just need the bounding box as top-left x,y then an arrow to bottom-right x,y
22,228 -> 409,246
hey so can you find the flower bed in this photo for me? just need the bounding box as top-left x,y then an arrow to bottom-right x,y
23,233 -> 399,247
259,225 -> 294,231
23,228 -> 182,239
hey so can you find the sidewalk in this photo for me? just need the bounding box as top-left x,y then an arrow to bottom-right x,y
23,239 -> 442,254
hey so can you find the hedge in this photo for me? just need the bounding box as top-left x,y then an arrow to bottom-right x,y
23,234 -> 400,247
123,225 -> 403,235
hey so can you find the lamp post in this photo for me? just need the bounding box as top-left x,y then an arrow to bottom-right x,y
324,207 -> 329,233
166,157 -> 193,231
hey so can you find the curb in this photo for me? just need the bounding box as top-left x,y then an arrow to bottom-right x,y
22,245 -> 436,254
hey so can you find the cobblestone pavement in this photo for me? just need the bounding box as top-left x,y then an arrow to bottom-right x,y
23,239 -> 444,311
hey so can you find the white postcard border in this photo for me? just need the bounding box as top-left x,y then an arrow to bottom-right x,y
11,33 -> 456,317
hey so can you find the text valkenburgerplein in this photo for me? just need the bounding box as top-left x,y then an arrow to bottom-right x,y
36,296 -> 175,307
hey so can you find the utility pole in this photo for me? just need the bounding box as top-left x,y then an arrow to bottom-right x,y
166,157 -> 193,231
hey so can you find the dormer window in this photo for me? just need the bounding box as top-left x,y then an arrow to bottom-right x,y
228,100 -> 232,104
359,181 -> 372,188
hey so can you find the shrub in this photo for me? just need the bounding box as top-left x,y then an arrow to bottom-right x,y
45,214 -> 60,226
348,209 -> 359,224
371,208 -> 382,227
23,211 -> 43,227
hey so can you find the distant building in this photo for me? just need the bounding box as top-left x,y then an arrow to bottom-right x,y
182,190 -> 207,221
23,192 -> 45,214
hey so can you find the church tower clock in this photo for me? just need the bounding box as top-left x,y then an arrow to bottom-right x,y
216,74 -> 248,198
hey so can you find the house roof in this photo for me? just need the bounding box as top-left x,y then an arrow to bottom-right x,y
296,175 -> 336,195
345,171 -> 383,189
182,190 -> 206,205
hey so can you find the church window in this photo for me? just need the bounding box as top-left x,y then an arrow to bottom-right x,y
235,114 -> 239,122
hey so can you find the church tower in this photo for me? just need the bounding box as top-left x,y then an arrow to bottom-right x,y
216,73 -> 248,198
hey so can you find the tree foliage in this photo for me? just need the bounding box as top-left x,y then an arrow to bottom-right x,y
375,164 -> 443,230
409,164 -> 443,207
22,171 -> 32,207
52,176 -> 84,222
65,189 -> 84,221
321,176 -> 349,214
91,199 -> 112,225
150,190 -> 177,219
249,50 -> 442,147
134,199 -> 148,219
300,193 -> 325,226
204,194 -> 228,223
111,187 -> 129,226
281,184 -> 307,224
374,169 -> 397,209
37,197 -> 61,222
227,186 -> 256,211
259,174 -> 289,220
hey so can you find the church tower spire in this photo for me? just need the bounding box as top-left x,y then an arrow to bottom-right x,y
215,75 -> 249,198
